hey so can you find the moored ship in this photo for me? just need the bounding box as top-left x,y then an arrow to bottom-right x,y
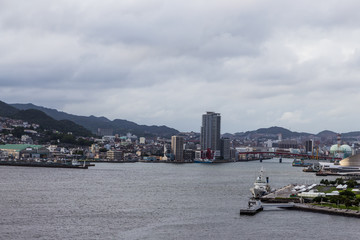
250,167 -> 271,198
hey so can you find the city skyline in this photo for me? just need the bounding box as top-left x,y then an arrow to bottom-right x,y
1,1 -> 360,134
3,100 -> 360,136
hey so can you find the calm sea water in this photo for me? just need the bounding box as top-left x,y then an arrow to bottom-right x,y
1,158 -> 360,240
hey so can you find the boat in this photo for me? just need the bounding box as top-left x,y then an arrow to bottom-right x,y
316,170 -> 330,176
194,158 -> 214,163
292,159 -> 304,167
303,166 -> 317,172
293,158 -> 326,167
250,167 -> 271,199
303,163 -> 321,172
72,160 -> 82,166
240,199 -> 263,215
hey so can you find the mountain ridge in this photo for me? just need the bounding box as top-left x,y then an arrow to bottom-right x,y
5,101 -> 360,139
0,101 -> 93,137
231,126 -> 360,140
10,102 -> 179,137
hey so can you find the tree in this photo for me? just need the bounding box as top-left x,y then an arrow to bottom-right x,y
12,127 -> 24,138
313,196 -> 328,203
323,179 -> 330,186
340,190 -> 356,199
345,199 -> 352,208
346,179 -> 358,188
99,148 -> 108,153
61,134 -> 76,144
329,195 -> 343,205
336,178 -> 344,185
73,150 -> 84,155
76,138 -> 93,146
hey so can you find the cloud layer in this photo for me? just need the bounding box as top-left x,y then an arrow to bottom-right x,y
1,0 -> 360,134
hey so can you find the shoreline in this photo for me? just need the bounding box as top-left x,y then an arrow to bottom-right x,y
258,183 -> 360,218
0,161 -> 89,169
291,203 -> 360,218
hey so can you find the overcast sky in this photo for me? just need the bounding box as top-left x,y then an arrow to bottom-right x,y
1,0 -> 360,134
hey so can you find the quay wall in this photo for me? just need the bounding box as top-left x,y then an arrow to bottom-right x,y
291,204 -> 360,218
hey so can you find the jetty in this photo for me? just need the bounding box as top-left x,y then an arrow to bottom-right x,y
240,200 -> 263,215
241,183 -> 360,218
0,160 -> 90,169
240,200 -> 294,215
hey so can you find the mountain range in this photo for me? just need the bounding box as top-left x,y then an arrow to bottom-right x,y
9,102 -> 179,138
2,100 -> 360,140
224,126 -> 360,141
0,101 -> 92,137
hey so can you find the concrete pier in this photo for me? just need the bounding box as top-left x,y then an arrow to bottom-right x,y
260,184 -> 296,202
240,200 -> 263,215
259,184 -> 360,218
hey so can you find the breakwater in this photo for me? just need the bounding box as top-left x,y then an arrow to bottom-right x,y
0,161 -> 89,169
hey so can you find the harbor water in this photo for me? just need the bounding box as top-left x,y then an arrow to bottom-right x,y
1,158 -> 360,240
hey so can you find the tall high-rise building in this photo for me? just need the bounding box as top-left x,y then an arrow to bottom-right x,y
220,138 -> 230,160
171,136 -> 184,162
200,112 -> 221,153
305,140 -> 314,153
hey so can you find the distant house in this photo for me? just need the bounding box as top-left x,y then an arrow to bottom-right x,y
107,150 -> 123,161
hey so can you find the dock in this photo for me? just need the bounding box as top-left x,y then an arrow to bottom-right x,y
262,202 -> 295,209
260,184 -> 298,202
0,161 -> 90,169
244,183 -> 360,218
240,200 -> 263,215
240,200 -> 295,215
240,206 -> 263,215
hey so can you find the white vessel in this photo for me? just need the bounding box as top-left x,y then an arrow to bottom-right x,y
194,158 -> 214,163
250,167 -> 270,198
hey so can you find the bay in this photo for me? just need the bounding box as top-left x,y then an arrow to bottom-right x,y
1,158 -> 359,240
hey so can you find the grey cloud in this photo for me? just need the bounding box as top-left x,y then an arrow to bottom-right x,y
1,0 -> 360,133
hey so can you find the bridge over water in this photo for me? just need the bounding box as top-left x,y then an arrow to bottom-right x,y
238,151 -> 341,161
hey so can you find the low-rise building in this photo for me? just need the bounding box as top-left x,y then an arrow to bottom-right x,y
0,144 -> 49,159
107,150 -> 124,161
